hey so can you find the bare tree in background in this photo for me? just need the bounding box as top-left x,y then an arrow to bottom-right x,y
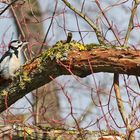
10,0 -> 61,127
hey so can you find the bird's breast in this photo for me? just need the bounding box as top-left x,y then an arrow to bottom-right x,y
8,54 -> 20,77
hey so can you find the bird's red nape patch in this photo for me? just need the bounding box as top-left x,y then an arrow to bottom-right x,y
8,42 -> 11,49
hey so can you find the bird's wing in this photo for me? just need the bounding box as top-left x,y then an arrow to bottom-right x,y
0,51 -> 13,85
0,51 -> 12,63
0,52 -> 12,76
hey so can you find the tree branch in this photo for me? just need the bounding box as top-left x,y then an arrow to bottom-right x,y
61,0 -> 105,45
123,1 -> 139,46
0,0 -> 19,15
0,124 -> 125,140
0,41 -> 140,112
113,74 -> 127,126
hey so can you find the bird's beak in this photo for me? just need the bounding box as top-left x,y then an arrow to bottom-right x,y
23,42 -> 29,46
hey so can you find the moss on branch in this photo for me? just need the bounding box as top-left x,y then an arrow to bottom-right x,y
0,41 -> 139,112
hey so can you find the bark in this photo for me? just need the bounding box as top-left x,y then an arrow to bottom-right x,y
0,42 -> 139,113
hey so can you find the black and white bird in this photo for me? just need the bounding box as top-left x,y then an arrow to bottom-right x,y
0,40 -> 28,80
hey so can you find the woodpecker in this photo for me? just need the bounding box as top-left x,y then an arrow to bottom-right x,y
0,40 -> 28,80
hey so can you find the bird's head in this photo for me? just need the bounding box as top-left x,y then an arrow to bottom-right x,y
8,40 -> 28,51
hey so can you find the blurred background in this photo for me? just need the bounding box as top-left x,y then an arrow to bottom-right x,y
0,0 -> 140,138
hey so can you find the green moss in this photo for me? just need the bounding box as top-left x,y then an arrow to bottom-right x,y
18,71 -> 31,89
41,41 -> 89,61
86,43 -> 129,50
86,43 -> 103,50
15,71 -> 20,77
39,41 -> 129,65
22,72 -> 31,82
69,41 -> 87,51
19,81 -> 25,89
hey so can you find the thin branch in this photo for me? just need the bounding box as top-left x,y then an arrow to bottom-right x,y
0,124 -> 125,140
77,101 -> 95,125
95,0 -> 122,46
81,0 -> 86,13
9,0 -> 26,39
113,74 -> 127,126
39,0 -> 58,53
61,0 -> 106,45
136,76 -> 140,88
123,1 -> 139,46
74,13 -> 84,44
0,0 -> 19,15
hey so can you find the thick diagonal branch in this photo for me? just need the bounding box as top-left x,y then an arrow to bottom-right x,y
0,42 -> 140,112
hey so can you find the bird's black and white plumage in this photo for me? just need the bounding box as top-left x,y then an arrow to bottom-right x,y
0,40 -> 28,79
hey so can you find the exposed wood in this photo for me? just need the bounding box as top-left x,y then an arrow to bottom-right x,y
66,47 -> 140,76
0,42 -> 139,112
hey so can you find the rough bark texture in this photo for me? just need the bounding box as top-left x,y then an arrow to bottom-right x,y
0,42 -> 139,113
67,47 -> 140,76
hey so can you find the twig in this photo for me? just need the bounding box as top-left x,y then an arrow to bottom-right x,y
77,101 -> 95,125
75,13 -> 84,44
136,76 -> 140,88
0,0 -> 19,15
95,0 -> 122,46
81,0 -> 86,13
28,0 -> 40,23
8,0 -> 26,39
39,0 -> 58,53
0,124 -> 125,140
61,0 -> 106,45
123,1 -> 139,46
